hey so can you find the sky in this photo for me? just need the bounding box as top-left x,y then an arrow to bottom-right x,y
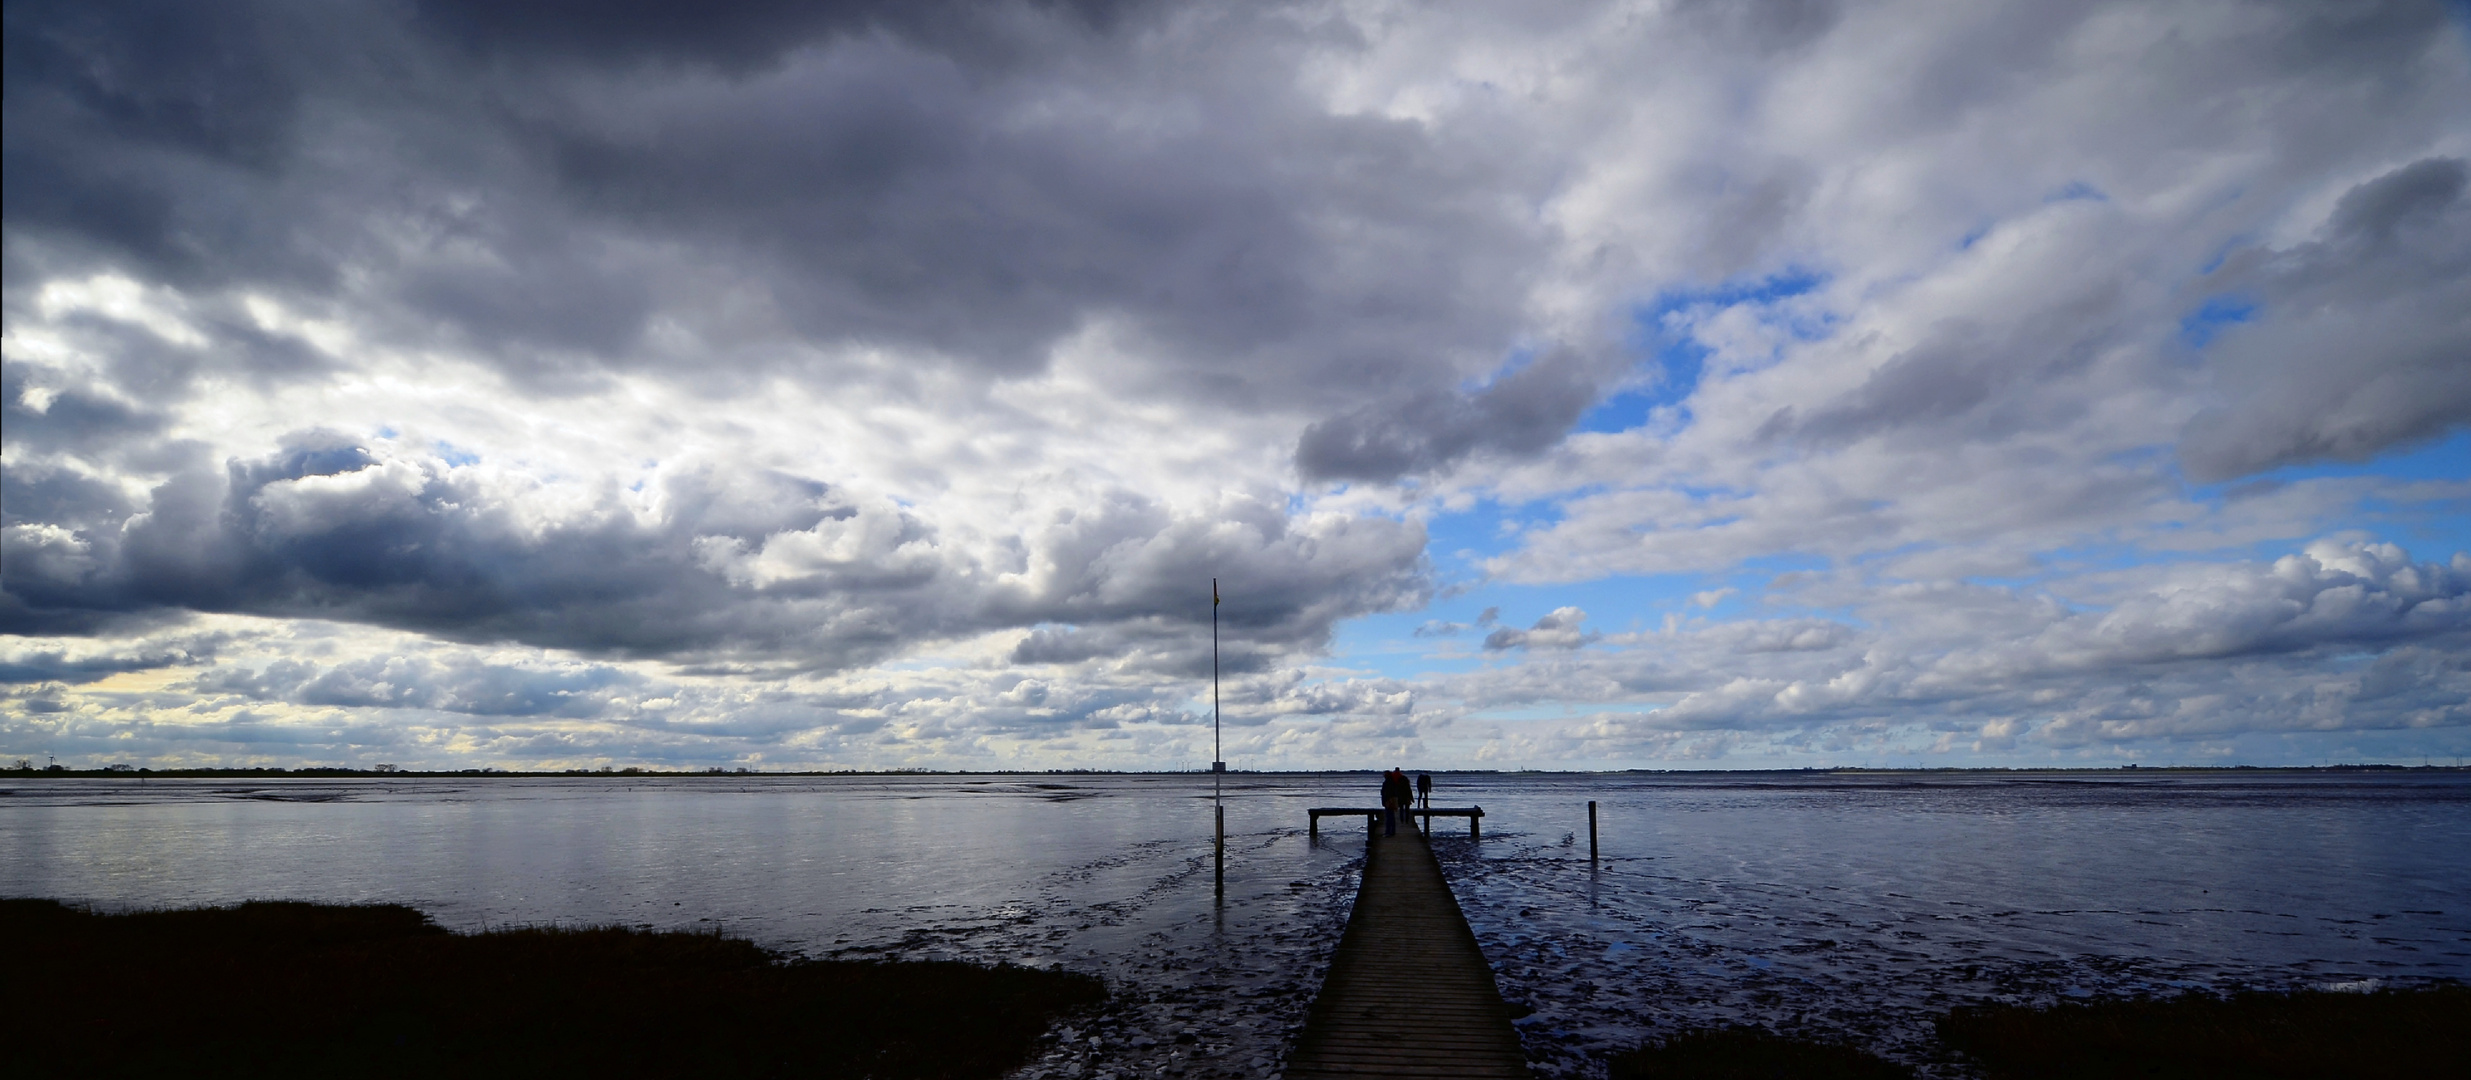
4,0 -> 2468,772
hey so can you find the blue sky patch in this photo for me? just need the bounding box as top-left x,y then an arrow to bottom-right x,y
1421,496 -> 1559,571
2186,429 -> 2471,555
2179,295 -> 2259,349
1580,268 -> 1830,434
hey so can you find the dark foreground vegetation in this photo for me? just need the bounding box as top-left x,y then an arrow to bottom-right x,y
2,898 -> 1103,1079
1607,1026 -> 1915,1079
1610,984 -> 2468,1080
1938,984 -> 2471,1079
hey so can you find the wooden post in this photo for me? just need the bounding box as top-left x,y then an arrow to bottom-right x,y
1309,810 -> 1319,841
1215,803 -> 1225,897
1470,809 -> 1481,841
1588,801 -> 1598,863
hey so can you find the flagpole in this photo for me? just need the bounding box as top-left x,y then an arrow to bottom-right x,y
1213,577 -> 1224,900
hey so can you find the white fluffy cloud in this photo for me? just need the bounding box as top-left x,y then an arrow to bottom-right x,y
5,0 -> 2467,768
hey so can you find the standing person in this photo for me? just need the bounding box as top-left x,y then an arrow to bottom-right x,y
1380,767 -> 1411,837
1416,771 -> 1432,810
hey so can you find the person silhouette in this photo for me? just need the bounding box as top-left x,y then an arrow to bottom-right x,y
1380,767 -> 1412,837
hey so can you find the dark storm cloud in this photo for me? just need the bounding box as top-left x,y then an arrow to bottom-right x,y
4,0 -> 1481,661
1296,350 -> 1599,482
1,430 -> 1427,668
0,648 -> 189,685
1,357 -> 168,456
508,36 -> 1541,389
1757,287 -> 2122,451
0,0 -> 344,289
416,0 -> 1148,71
2180,156 -> 2471,481
0,427 -> 846,654
5,0 -> 1549,407
5,431 -> 839,655
985,490 -> 1434,672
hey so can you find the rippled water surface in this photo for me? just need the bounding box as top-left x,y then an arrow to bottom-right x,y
6,770 -> 2465,1077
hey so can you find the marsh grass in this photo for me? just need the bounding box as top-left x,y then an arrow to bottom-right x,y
1608,984 -> 2466,1080
1936,984 -> 2471,1079
2,898 -> 1102,1079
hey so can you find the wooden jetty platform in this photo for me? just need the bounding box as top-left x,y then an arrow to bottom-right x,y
1285,823 -> 1528,1079
1306,806 -> 1485,841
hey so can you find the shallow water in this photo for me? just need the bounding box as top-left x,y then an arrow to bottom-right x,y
5,770 -> 2465,1078
1424,771 -> 2471,1076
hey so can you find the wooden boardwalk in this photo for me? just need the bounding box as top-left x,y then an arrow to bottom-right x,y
1285,822 -> 1529,1079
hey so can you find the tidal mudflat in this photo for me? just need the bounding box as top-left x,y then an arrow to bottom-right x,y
5,770 -> 2464,1077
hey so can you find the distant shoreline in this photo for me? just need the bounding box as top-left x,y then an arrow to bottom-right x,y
8,763 -> 2466,780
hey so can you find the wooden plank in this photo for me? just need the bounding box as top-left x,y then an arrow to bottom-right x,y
1284,826 -> 1528,1080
